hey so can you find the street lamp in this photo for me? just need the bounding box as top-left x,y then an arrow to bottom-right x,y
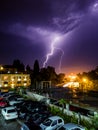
0,66 -> 4,87
82,78 -> 88,92
82,77 -> 88,100
83,78 -> 87,83
0,66 -> 3,71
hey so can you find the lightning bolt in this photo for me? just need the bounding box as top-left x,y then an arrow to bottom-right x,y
55,47 -> 64,73
43,8 -> 84,70
43,36 -> 62,68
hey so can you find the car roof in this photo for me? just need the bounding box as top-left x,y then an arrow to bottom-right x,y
63,123 -> 84,129
48,116 -> 62,121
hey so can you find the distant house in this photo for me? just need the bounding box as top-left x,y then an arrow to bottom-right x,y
40,81 -> 51,89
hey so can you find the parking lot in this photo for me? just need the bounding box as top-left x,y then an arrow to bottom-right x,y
0,91 -> 51,130
0,91 -> 25,130
0,90 -> 97,130
0,113 -> 22,130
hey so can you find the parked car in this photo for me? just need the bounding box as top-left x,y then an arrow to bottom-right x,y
56,123 -> 85,130
9,98 -> 24,106
0,98 -> 8,108
6,94 -> 22,101
21,121 -> 41,130
1,92 -> 16,99
9,100 -> 24,106
40,116 -> 64,130
18,100 -> 48,120
0,92 -> 8,97
18,105 -> 30,119
1,106 -> 18,120
25,111 -> 50,122
34,112 -> 52,125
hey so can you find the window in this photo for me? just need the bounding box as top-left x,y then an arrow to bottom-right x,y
51,120 -> 57,126
4,76 -> 8,80
58,119 -> 62,123
17,81 -> 21,84
4,109 -> 6,112
24,81 -> 27,83
22,124 -> 29,130
43,119 -> 52,126
4,81 -> 8,84
8,109 -> 16,113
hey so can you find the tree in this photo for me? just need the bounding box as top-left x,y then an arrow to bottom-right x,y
46,66 -> 57,85
59,98 -> 66,113
40,68 -> 49,80
33,60 -> 40,76
19,63 -> 25,72
40,66 -> 57,83
12,59 -> 25,72
26,64 -> 31,73
56,73 -> 65,84
32,60 -> 40,89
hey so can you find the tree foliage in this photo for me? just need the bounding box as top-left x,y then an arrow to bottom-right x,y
26,64 -> 31,73
11,59 -> 65,87
33,60 -> 40,76
12,59 -> 25,72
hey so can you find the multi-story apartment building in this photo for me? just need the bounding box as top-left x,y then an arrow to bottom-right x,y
0,65 -> 31,89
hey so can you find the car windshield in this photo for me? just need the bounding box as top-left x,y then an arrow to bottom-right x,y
43,119 -> 52,126
8,109 -> 16,113
22,124 -> 30,130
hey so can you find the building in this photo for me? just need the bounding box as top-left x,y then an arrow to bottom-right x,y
40,81 -> 51,90
0,65 -> 31,89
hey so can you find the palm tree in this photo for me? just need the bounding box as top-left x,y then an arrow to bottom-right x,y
59,98 -> 66,113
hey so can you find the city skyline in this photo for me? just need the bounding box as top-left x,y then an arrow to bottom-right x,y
0,0 -> 98,74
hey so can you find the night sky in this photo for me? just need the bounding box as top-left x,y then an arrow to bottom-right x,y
0,0 -> 98,74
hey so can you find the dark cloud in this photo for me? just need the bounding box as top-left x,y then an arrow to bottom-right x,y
0,0 -> 52,26
61,15 -> 98,72
0,0 -> 98,74
0,31 -> 45,67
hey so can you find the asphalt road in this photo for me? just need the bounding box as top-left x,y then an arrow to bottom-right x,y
0,113 -> 23,130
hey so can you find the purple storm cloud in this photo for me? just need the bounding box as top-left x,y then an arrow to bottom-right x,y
0,0 -> 98,74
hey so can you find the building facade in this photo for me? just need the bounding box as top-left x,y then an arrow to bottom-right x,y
0,73 -> 31,88
0,65 -> 31,89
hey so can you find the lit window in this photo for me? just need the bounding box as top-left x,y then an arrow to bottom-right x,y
18,78 -> 21,81
4,84 -> 8,87
7,71 -> 10,73
24,83 -> 27,86
11,78 -> 14,81
4,76 -> 8,80
24,78 -> 27,81
11,83 -> 15,87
